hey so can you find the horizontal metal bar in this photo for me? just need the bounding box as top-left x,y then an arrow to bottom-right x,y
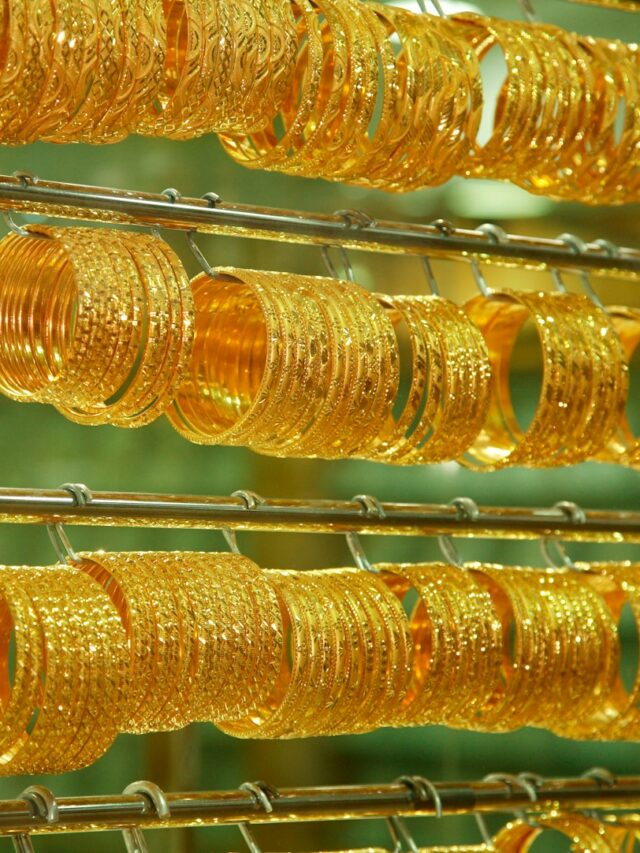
0,487 -> 638,542
1,776 -> 639,836
0,174 -> 638,279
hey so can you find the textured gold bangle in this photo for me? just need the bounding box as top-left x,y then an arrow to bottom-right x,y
493,814 -> 625,852
381,563 -> 502,728
0,228 -> 193,426
463,290 -> 623,469
372,295 -> 489,463
168,268 -> 398,459
0,0 -> 55,143
4,565 -> 127,775
603,307 -> 640,465
0,569 -> 45,765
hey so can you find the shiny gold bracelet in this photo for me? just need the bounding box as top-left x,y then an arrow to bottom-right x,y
493,813 -> 626,852
5,566 -> 126,774
381,563 -> 501,728
0,569 -> 45,765
0,0 -> 55,143
603,307 -> 640,465
463,290 -> 623,469
372,295 -> 489,464
220,569 -> 331,738
168,269 -> 398,459
0,227 -> 193,426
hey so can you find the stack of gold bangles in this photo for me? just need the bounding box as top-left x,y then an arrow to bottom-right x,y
1,227 -> 640,467
3,554 -> 640,773
218,3 -> 640,204
0,0 -> 637,202
0,0 -> 297,143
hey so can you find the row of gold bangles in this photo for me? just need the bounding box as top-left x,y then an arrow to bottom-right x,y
0,0 -> 637,204
243,816 -> 640,852
2,554 -> 640,774
0,226 -> 638,470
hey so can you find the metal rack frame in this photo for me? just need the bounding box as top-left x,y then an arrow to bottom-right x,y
0,486 -> 638,542
2,775 -> 640,835
0,174 -> 638,279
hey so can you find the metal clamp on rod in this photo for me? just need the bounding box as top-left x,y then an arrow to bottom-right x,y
0,174 -> 638,279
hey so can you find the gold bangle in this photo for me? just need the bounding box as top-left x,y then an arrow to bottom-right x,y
0,0 -> 55,143
582,562 -> 640,739
168,268 -> 398,459
0,569 -> 45,766
0,228 -> 193,426
463,290 -> 624,468
602,306 -> 640,464
3,565 -> 127,775
493,813 -> 625,852
371,295 -> 489,463
381,563 -> 502,728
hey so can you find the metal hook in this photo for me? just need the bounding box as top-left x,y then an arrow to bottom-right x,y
437,497 -> 479,569
553,233 -> 604,309
579,768 -> 616,822
475,773 -> 539,844
594,239 -> 619,258
121,781 -> 170,853
468,223 -> 506,297
237,782 -> 278,853
11,838 -> 35,853
421,257 -> 440,297
582,767 -> 616,788
13,786 -> 59,852
517,0 -> 537,21
540,500 -> 585,571
239,781 -> 277,813
46,482 -> 92,564
415,0 -> 447,17
345,494 -> 384,574
396,775 -> 443,819
321,209 -> 373,282
20,786 -> 59,825
387,775 -> 443,852
160,186 -> 215,277
222,490 -> 264,555
184,192 -> 222,277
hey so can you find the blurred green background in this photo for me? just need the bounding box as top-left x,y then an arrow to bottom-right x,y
0,0 -> 640,848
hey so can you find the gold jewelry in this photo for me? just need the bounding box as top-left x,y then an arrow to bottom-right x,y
464,290 -> 627,469
0,227 -> 193,426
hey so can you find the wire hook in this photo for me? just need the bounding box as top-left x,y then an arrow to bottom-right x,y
121,781 -> 170,853
345,494 -> 384,574
468,223 -> 506,297
321,209 -> 373,282
415,0 -> 447,17
517,0 -> 537,21
186,193 -> 222,277
222,490 -> 265,554
47,482 -> 92,564
475,773 -> 539,845
421,256 -> 440,297
397,775 -> 443,819
540,500 -> 586,571
437,497 -> 479,568
237,781 -> 278,853
389,776 -> 443,853
14,786 -> 59,852
579,768 -> 616,822
552,233 -> 604,309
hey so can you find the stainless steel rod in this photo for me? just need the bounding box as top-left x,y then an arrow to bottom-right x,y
1,776 -> 640,835
0,174 -> 639,279
0,487 -> 638,542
